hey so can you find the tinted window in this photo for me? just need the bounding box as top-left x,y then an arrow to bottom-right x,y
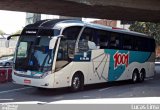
146,38 -> 155,52
122,34 -> 133,50
108,32 -> 121,49
97,30 -> 110,49
131,35 -> 155,52
96,30 -> 122,50
62,26 -> 82,58
78,28 -> 98,52
62,26 -> 82,40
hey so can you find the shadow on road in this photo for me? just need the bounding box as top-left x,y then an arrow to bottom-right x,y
1,70 -> 160,103
33,71 -> 160,94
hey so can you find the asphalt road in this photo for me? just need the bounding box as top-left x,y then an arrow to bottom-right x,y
0,64 -> 160,103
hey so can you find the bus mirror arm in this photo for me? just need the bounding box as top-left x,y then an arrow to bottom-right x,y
7,34 -> 20,40
5,34 -> 20,48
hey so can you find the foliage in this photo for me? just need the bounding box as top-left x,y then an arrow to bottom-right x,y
10,30 -> 22,40
12,30 -> 22,35
129,22 -> 160,45
0,30 -> 5,35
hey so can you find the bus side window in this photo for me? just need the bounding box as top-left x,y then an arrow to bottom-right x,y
133,36 -> 141,51
62,26 -> 82,59
122,34 -> 133,50
109,32 -> 121,49
78,28 -> 97,52
149,39 -> 155,52
98,30 -> 110,49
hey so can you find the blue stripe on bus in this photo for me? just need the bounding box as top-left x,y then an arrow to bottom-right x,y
104,49 -> 152,81
73,49 -> 152,81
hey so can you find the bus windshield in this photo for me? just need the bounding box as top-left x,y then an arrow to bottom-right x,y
15,36 -> 55,73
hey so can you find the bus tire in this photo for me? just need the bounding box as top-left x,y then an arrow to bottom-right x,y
71,73 -> 84,92
139,69 -> 145,82
37,87 -> 47,91
132,71 -> 139,83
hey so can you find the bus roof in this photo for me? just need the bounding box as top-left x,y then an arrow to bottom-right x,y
24,19 -> 153,39
84,22 -> 152,39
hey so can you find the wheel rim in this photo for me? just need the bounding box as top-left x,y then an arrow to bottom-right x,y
133,73 -> 137,82
73,77 -> 80,89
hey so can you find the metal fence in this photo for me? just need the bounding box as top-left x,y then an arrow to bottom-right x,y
0,39 -> 17,48
0,39 -> 17,57
0,39 -> 5,47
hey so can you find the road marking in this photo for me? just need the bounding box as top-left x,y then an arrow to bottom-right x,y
83,96 -> 90,98
98,87 -> 112,92
53,96 -> 64,100
0,87 -> 32,94
145,78 -> 154,81
0,99 -> 14,101
130,94 -> 133,97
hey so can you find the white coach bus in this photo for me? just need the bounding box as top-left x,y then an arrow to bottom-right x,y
9,19 -> 155,91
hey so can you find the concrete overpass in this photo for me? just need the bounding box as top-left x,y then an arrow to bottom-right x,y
0,0 -> 160,22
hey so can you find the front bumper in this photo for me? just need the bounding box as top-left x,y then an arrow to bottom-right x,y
12,73 -> 55,88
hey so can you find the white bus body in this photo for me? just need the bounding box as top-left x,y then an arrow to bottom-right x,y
12,20 -> 155,91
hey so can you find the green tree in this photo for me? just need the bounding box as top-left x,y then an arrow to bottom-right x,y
0,30 -> 5,35
11,30 -> 22,40
129,22 -> 160,45
12,30 -> 22,35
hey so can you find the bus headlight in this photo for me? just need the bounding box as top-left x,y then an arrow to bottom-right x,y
40,71 -> 51,78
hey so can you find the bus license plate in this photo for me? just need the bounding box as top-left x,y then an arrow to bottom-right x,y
24,79 -> 31,84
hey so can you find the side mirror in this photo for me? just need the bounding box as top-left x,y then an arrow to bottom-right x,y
49,37 -> 58,49
5,34 -> 20,48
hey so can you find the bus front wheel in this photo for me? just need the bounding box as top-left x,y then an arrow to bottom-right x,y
71,73 -> 84,92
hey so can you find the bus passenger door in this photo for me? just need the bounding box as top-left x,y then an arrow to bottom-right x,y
88,29 -> 111,84
77,28 -> 111,84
